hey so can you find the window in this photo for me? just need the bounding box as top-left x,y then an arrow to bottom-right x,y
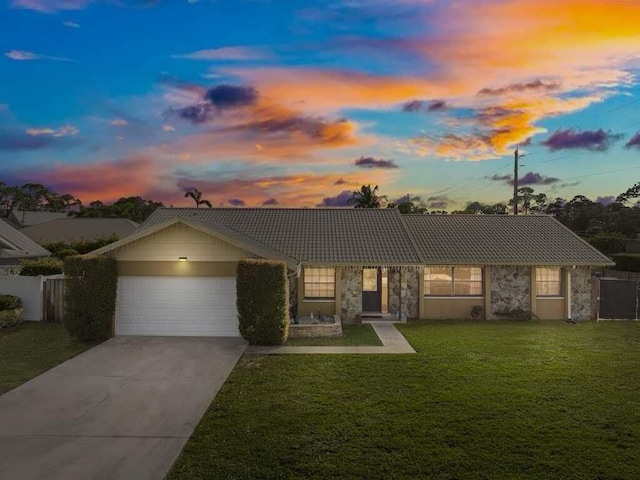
304,267 -> 335,299
537,267 -> 562,297
424,266 -> 483,296
362,269 -> 378,291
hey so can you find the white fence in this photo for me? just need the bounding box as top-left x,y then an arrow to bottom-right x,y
0,275 -> 63,321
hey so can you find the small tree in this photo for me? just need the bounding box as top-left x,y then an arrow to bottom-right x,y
236,259 -> 289,345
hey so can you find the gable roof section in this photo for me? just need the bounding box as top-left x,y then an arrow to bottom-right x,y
21,218 -> 139,243
402,214 -> 613,266
142,208 -> 422,265
0,219 -> 51,258
89,217 -> 300,269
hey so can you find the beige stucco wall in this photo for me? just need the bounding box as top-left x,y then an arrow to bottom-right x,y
422,297 -> 484,319
114,223 -> 251,262
536,298 -> 565,320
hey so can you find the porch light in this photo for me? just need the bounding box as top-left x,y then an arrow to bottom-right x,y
178,256 -> 188,262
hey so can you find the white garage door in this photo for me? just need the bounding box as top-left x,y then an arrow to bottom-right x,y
115,276 -> 239,336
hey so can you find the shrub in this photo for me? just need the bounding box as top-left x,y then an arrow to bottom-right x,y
64,256 -> 118,342
0,295 -> 22,310
237,259 -> 289,345
0,308 -> 23,329
494,308 -> 536,321
19,257 -> 63,276
56,248 -> 80,259
43,235 -> 119,258
611,254 -> 640,273
470,305 -> 483,320
0,294 -> 23,329
587,232 -> 627,256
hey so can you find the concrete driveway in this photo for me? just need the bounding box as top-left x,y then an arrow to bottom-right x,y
0,336 -> 247,480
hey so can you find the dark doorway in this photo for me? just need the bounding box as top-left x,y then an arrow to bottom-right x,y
599,279 -> 640,319
362,268 -> 383,313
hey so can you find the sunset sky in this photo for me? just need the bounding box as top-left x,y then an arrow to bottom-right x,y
1,0 -> 640,210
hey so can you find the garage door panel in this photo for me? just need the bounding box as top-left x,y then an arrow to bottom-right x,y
116,276 -> 239,336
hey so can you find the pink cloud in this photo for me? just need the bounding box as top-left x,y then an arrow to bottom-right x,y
10,0 -> 89,13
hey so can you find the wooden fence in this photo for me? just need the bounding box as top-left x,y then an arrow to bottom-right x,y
43,278 -> 65,323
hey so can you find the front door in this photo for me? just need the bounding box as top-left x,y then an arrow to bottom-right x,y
362,268 -> 382,312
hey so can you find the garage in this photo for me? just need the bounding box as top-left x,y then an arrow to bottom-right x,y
115,276 -> 239,336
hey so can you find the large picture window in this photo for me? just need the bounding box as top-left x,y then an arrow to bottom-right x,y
424,266 -> 483,296
536,267 -> 562,297
304,267 -> 335,300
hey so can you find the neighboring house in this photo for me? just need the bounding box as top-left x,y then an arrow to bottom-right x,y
7,210 -> 69,229
21,218 -> 139,244
0,220 -> 51,273
91,208 -> 612,337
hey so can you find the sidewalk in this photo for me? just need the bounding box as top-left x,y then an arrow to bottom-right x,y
245,322 -> 416,355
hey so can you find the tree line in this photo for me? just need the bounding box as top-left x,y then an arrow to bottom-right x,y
349,183 -> 640,254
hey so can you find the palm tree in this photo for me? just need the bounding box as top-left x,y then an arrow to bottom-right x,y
348,184 -> 387,208
184,188 -> 212,208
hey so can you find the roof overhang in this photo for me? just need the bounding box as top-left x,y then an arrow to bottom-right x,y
88,216 -> 300,270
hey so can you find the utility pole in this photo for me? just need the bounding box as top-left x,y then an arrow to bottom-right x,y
512,147 -> 522,215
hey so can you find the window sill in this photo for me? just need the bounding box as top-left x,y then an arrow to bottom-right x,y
537,296 -> 564,300
424,296 -> 484,299
303,299 -> 335,302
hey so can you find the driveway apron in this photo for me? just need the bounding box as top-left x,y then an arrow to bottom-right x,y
0,336 -> 247,480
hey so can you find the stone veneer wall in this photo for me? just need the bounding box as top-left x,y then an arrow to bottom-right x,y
340,268 -> 362,323
571,266 -> 592,321
491,265 -> 531,317
389,269 -> 420,320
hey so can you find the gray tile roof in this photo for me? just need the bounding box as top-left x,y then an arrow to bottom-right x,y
402,214 -> 613,266
21,218 -> 139,244
0,219 -> 51,258
143,208 -> 422,265
8,210 -> 69,228
141,209 -> 613,266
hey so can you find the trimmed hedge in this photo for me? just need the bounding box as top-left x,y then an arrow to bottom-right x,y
19,258 -> 63,276
237,259 -> 289,345
64,256 -> 118,342
0,295 -> 23,329
611,254 -> 640,273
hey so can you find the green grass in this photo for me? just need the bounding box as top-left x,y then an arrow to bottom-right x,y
0,322 -> 97,395
285,324 -> 382,346
170,320 -> 640,480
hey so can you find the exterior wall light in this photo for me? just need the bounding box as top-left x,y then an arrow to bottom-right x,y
178,257 -> 188,262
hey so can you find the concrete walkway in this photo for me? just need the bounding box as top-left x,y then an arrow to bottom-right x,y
246,322 -> 416,354
0,336 -> 247,480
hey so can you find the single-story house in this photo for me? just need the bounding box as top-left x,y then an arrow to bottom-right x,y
0,219 -> 51,273
91,208 -> 612,337
21,218 -> 139,244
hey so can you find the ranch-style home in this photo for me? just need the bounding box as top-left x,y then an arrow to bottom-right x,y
91,208 -> 612,337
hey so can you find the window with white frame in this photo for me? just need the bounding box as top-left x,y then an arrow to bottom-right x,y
536,267 -> 562,297
424,266 -> 483,296
304,267 -> 335,300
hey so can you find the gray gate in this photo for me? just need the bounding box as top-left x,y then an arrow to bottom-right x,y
599,278 -> 639,320
43,278 -> 65,323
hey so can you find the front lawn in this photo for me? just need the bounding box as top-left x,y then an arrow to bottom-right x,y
285,324 -> 382,346
170,321 -> 640,480
0,322 -> 97,395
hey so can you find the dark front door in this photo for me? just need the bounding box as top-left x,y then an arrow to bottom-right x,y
362,268 -> 382,312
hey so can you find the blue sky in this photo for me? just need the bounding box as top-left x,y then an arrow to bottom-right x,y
1,0 -> 640,209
